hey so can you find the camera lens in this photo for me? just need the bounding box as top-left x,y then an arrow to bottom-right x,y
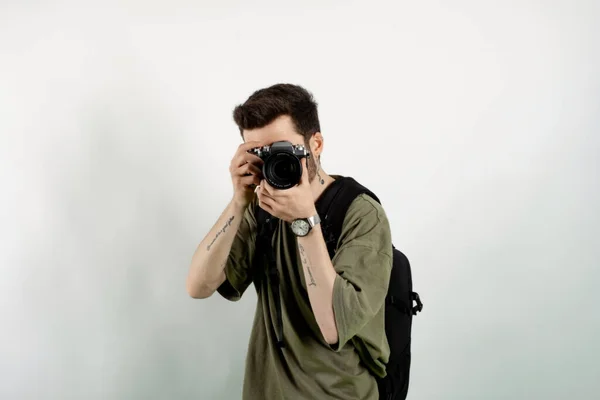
265,153 -> 301,189
273,159 -> 295,180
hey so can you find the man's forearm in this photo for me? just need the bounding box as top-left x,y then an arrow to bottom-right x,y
186,199 -> 246,298
297,224 -> 339,345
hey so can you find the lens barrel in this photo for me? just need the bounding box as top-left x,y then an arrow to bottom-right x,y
263,152 -> 302,189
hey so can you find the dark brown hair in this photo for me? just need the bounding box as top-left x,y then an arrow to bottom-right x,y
232,83 -> 321,145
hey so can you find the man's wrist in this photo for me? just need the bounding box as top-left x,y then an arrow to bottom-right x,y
297,206 -> 318,220
295,219 -> 323,240
230,198 -> 249,213
290,207 -> 320,237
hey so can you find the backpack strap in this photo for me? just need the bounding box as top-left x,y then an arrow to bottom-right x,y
315,176 -> 381,259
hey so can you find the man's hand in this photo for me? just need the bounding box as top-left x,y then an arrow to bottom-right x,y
256,157 -> 317,222
229,140 -> 265,209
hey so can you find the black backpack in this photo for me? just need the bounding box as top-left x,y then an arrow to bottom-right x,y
255,176 -> 423,400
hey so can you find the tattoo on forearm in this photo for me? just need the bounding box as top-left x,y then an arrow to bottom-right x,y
298,243 -> 317,287
306,266 -> 317,287
207,216 -> 235,251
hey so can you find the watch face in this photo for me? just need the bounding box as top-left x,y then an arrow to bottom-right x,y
291,219 -> 310,236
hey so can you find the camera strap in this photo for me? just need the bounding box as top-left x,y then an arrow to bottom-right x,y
255,206 -> 286,349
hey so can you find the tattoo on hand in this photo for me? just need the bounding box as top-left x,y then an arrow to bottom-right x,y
207,216 -> 235,251
298,243 -> 317,287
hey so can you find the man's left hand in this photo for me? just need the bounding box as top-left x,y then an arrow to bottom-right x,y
256,157 -> 317,222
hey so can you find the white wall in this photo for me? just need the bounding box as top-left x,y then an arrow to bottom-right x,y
1,1 -> 598,399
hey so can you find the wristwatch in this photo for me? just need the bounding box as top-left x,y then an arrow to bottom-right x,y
290,214 -> 321,237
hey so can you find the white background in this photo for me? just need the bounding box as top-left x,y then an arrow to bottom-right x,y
1,0 -> 598,399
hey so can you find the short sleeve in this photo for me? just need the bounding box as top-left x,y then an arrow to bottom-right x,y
327,194 -> 393,351
216,194 -> 258,301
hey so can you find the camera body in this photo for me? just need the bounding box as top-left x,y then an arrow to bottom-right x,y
248,141 -> 310,189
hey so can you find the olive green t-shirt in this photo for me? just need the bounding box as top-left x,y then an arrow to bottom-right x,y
217,178 -> 393,400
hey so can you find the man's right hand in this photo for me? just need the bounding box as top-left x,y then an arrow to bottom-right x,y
230,140 -> 265,209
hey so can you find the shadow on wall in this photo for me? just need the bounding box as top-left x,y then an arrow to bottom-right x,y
24,95 -> 237,399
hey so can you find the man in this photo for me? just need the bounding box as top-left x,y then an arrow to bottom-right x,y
186,84 -> 393,400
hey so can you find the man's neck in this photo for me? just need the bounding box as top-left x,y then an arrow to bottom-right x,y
310,169 -> 336,204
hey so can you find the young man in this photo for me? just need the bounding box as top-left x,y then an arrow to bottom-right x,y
186,84 -> 393,400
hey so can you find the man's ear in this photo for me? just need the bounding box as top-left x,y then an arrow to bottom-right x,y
310,132 -> 324,158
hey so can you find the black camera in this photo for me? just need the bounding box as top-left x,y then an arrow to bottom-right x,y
247,141 -> 310,189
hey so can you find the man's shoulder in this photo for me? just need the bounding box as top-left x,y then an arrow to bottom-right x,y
333,180 -> 393,260
346,192 -> 387,223
329,175 -> 386,219
352,192 -> 382,210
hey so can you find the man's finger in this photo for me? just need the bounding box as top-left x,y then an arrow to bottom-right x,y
262,179 -> 277,196
241,174 -> 260,188
300,157 -> 309,185
233,152 -> 264,169
238,162 -> 262,177
259,184 -> 276,201
258,200 -> 274,215
257,190 -> 275,211
239,140 -> 265,152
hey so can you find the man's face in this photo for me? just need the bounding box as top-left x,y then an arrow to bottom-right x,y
243,115 -> 320,183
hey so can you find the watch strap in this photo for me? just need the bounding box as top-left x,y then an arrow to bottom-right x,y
307,213 -> 321,228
